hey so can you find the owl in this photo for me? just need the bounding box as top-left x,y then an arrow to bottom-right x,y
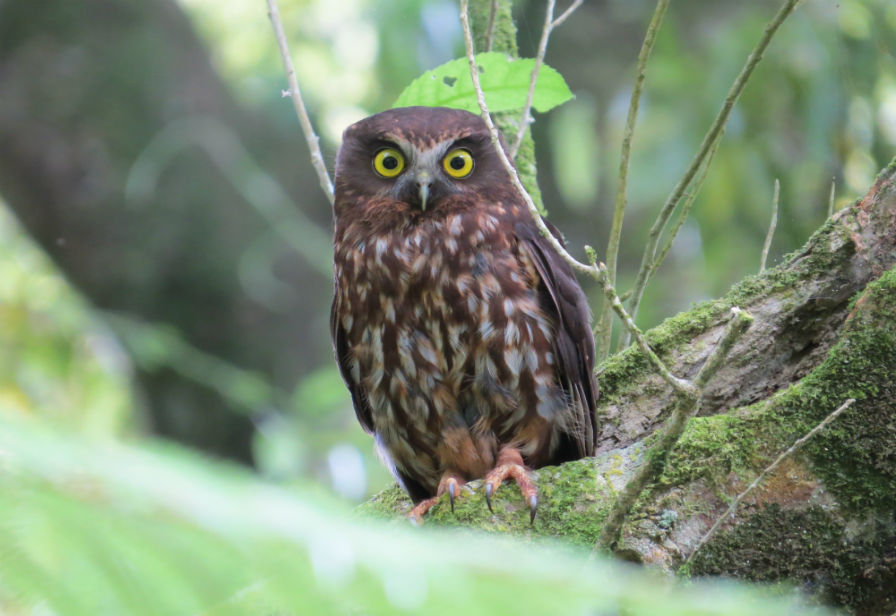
330,106 -> 597,523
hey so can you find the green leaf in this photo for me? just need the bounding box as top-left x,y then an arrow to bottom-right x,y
392,52 -> 574,114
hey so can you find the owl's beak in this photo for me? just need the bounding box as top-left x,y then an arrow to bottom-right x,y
416,171 -> 431,211
394,168 -> 448,211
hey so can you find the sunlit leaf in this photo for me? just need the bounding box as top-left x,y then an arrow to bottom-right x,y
392,52 -> 574,113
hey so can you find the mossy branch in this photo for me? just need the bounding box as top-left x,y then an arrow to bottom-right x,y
595,308 -> 753,552
684,398 -> 855,568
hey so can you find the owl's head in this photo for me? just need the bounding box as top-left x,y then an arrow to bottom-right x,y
333,107 -> 512,218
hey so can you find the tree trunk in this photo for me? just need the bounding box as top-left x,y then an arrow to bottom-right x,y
359,160 -> 896,615
0,0 -> 334,462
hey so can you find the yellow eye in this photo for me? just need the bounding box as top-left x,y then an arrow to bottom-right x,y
442,148 -> 474,178
373,148 -> 405,178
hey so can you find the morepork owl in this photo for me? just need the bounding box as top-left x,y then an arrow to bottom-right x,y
330,106 -> 597,522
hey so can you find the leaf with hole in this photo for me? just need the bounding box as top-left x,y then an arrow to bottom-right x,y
392,52 -> 574,114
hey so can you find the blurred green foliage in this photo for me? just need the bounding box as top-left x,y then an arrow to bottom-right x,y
0,411 -> 837,615
0,205 -> 134,438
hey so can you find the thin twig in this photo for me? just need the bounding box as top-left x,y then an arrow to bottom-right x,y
485,0 -> 498,51
759,179 -> 779,273
552,0 -> 584,28
509,0 -> 557,159
266,0 -> 334,205
693,307 -> 752,389
595,308 -> 753,553
649,139 -> 720,279
596,0 -> 669,360
685,398 -> 855,566
460,0 -> 593,280
622,0 -> 802,348
828,176 -> 836,218
461,0 -> 696,402
593,260 -> 695,397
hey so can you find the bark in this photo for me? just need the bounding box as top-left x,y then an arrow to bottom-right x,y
359,160 -> 896,615
0,0 -> 333,461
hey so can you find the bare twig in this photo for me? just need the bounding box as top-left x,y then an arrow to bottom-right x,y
460,0 -> 594,280
509,0 -> 556,159
685,398 -> 856,566
507,0 -> 585,160
485,0 -> 498,51
596,0 -> 670,360
266,0 -> 334,205
621,0 -> 802,348
759,179 -> 779,273
828,176 -> 836,218
649,139 -> 719,279
595,308 -> 753,553
592,259 -> 694,397
693,307 -> 752,389
552,0 -> 584,29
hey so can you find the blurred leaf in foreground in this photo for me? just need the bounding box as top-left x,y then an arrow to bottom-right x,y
0,411 -> 834,616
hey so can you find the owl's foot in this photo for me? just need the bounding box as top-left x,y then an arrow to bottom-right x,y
408,473 -> 465,525
483,447 -> 537,525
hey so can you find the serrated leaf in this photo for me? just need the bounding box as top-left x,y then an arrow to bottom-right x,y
393,52 -> 573,114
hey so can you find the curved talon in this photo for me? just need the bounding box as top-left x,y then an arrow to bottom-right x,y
448,480 -> 457,513
482,447 -> 538,523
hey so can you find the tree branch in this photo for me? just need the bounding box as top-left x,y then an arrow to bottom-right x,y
552,0 -> 584,29
595,308 -> 752,552
266,0 -> 334,205
648,139 -> 719,280
685,398 -> 856,566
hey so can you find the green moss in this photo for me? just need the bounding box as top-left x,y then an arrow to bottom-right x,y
668,266 -> 896,613
354,483 -> 411,520
689,504 -> 896,613
652,265 -> 895,500
597,194 -> 862,404
468,0 -> 517,56
657,412 -> 762,489
774,266 -> 896,514
356,458 -> 614,549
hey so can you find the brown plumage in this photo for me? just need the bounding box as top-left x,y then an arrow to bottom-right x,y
330,106 -> 597,522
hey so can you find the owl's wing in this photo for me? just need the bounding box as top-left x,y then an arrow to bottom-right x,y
330,295 -> 374,433
515,219 -> 598,458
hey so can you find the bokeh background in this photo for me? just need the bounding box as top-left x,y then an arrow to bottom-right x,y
1,0 -> 894,502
